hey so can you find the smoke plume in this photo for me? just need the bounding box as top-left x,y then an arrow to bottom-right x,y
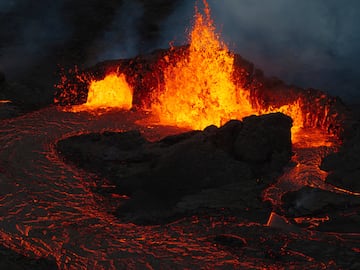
161,0 -> 360,102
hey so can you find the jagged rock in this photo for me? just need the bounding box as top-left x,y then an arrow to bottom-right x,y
321,117 -> 360,192
282,186 -> 360,232
282,187 -> 360,217
57,114 -> 292,224
210,119 -> 243,154
234,113 -> 292,165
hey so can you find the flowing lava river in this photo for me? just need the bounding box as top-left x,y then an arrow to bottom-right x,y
1,105 -> 360,269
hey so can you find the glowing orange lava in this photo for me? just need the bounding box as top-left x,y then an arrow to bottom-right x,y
55,0 -> 337,148
71,73 -> 133,113
151,0 -> 254,129
149,0 -> 312,145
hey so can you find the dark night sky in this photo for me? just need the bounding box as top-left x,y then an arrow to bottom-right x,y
1,0 -> 359,104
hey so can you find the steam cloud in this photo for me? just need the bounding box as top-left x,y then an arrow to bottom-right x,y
86,0 -> 144,65
160,0 -> 360,102
0,0 -> 359,103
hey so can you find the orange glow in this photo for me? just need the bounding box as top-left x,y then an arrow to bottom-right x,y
54,0 -> 338,149
151,0 -> 254,129
71,73 -> 132,113
149,0 -> 316,145
0,100 -> 12,104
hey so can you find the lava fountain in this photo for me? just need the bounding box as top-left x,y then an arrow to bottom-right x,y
54,0 -> 342,146
150,0 -> 253,129
150,0 -> 307,142
68,72 -> 132,113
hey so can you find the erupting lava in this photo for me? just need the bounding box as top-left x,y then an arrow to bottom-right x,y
71,72 -> 133,113
55,0 -> 339,146
151,1 -> 253,129
150,0 -> 305,140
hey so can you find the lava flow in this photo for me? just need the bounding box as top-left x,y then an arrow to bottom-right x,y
2,0 -> 359,269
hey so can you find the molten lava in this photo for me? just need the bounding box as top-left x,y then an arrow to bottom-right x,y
71,73 -> 133,113
149,0 -> 312,145
54,0 -> 340,148
151,0 -> 253,129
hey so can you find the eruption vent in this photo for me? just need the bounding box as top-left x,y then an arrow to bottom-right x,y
71,72 -> 132,113
54,0 -> 345,146
151,1 -> 253,129
149,0 -> 306,142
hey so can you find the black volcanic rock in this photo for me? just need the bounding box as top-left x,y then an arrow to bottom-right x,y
321,116 -> 360,192
234,113 -> 292,164
57,113 -> 292,224
282,186 -> 360,232
282,187 -> 360,217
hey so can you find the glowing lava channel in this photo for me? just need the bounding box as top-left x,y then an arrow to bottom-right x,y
71,73 -> 133,113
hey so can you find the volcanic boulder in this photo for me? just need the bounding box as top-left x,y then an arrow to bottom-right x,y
320,120 -> 360,192
234,113 -> 292,164
57,113 -> 292,223
282,186 -> 360,232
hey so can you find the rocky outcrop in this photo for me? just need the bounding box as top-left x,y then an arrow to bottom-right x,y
234,113 -> 292,166
57,114 -> 292,224
321,115 -> 360,192
282,186 -> 360,233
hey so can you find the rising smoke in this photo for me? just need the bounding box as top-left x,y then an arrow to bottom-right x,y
86,0 -> 144,65
0,0 -> 359,103
160,0 -> 360,102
